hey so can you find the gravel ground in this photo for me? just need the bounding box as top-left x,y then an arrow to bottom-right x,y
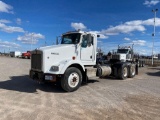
0,56 -> 160,120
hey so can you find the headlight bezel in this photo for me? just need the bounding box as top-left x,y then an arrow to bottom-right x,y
50,66 -> 59,72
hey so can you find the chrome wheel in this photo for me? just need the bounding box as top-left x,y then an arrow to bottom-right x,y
68,72 -> 79,88
131,65 -> 135,76
123,67 -> 128,77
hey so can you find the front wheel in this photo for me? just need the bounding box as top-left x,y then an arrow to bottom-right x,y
61,67 -> 82,92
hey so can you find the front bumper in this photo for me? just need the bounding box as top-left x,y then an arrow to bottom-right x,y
30,70 -> 57,82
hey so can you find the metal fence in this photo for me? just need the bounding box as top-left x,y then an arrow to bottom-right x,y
140,59 -> 160,66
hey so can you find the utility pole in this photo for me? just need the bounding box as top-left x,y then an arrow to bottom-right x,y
151,9 -> 158,66
9,47 -> 10,56
31,33 -> 34,51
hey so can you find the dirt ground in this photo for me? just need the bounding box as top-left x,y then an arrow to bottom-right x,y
0,56 -> 160,120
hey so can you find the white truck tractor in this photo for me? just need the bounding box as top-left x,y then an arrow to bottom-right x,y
30,30 -> 138,92
111,46 -> 144,67
111,46 -> 134,62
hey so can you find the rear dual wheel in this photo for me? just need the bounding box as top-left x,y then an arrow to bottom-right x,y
118,64 -> 128,80
128,64 -> 136,78
118,63 -> 136,80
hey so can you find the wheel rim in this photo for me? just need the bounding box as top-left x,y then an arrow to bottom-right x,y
68,72 -> 79,88
123,67 -> 128,77
131,66 -> 135,75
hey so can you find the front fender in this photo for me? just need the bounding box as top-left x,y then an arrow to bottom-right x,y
59,59 -> 85,74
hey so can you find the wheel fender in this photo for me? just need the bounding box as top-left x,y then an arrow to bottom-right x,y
112,62 -> 128,70
59,59 -> 85,74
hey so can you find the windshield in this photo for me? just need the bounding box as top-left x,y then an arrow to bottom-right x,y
61,33 -> 81,44
117,49 -> 129,54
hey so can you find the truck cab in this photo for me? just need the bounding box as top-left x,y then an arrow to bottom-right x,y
112,46 -> 133,62
22,51 -> 31,59
30,30 -> 99,91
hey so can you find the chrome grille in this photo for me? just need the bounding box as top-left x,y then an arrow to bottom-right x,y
31,51 -> 42,70
112,54 -> 120,60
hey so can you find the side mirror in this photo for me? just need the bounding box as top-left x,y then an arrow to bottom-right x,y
56,36 -> 62,45
87,34 -> 92,47
56,37 -> 59,45
97,35 -> 100,38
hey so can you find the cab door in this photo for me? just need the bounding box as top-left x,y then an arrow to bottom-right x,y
80,34 -> 94,62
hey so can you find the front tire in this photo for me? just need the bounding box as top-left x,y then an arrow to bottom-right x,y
61,67 -> 82,92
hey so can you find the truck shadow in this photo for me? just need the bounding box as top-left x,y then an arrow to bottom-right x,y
146,67 -> 160,77
0,75 -> 101,93
0,75 -> 64,93
87,79 -> 100,83
146,71 -> 160,77
99,76 -> 122,80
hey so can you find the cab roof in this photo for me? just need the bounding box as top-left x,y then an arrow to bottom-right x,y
62,30 -> 98,36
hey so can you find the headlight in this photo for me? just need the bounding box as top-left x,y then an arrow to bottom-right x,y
51,66 -> 59,71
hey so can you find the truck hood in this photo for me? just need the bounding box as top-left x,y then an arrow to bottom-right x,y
38,44 -> 73,51
37,44 -> 77,72
39,44 -> 77,58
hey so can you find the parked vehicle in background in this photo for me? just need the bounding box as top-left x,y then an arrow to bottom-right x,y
111,46 -> 145,67
10,51 -> 22,58
22,51 -> 31,59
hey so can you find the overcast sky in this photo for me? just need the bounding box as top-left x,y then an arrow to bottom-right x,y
0,0 -> 160,55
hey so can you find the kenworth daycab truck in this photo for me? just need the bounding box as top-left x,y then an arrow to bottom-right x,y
111,45 -> 144,67
30,30 -> 138,92
112,46 -> 134,62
